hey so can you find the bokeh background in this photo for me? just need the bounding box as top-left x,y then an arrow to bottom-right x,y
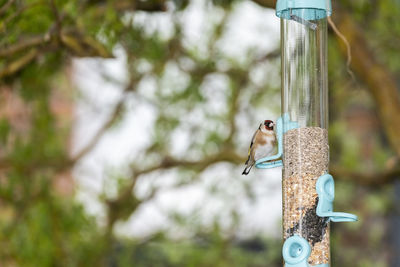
0,0 -> 399,266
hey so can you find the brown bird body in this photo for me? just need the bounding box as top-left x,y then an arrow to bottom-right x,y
242,120 -> 276,175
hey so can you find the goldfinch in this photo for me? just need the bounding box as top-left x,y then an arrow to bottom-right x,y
242,120 -> 277,175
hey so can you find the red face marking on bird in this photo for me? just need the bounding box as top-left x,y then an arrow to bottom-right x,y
264,120 -> 274,130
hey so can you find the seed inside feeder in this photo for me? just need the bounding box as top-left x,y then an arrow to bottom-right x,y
283,127 -> 330,265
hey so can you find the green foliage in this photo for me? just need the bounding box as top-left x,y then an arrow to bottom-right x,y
108,234 -> 281,267
3,197 -> 103,267
0,118 -> 10,144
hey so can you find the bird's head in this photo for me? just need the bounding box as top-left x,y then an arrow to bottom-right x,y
264,120 -> 274,131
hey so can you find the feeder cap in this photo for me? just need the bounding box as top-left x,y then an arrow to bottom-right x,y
276,0 -> 332,20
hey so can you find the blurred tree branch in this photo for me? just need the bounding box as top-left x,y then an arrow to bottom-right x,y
331,4 -> 400,159
0,0 -> 15,16
0,2 -> 47,33
0,48 -> 38,78
60,31 -> 113,58
69,73 -> 141,165
0,0 -> 168,80
105,148 -> 246,234
331,164 -> 400,186
0,33 -> 51,57
112,0 -> 166,12
85,0 -> 166,17
0,29 -> 113,58
251,0 -> 275,9
69,98 -> 125,164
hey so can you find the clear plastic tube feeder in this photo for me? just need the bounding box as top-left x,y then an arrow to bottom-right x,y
255,1 -> 357,266
280,4 -> 330,266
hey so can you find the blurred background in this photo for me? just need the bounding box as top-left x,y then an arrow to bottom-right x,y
0,0 -> 399,266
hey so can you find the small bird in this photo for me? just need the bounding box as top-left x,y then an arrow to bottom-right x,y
242,120 -> 277,175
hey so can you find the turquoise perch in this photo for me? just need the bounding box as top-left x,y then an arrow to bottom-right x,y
282,235 -> 329,267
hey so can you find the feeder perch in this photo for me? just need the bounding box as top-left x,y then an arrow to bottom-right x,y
316,174 -> 357,222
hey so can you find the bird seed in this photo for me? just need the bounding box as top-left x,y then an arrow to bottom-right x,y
282,127 -> 330,265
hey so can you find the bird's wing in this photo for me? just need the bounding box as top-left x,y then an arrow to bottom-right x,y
245,124 -> 261,164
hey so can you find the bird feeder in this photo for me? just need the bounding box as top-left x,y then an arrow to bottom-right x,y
255,1 -> 357,266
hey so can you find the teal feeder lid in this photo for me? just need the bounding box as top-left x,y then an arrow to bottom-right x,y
276,0 -> 332,20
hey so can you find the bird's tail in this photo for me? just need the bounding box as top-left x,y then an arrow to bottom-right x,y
242,164 -> 253,175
